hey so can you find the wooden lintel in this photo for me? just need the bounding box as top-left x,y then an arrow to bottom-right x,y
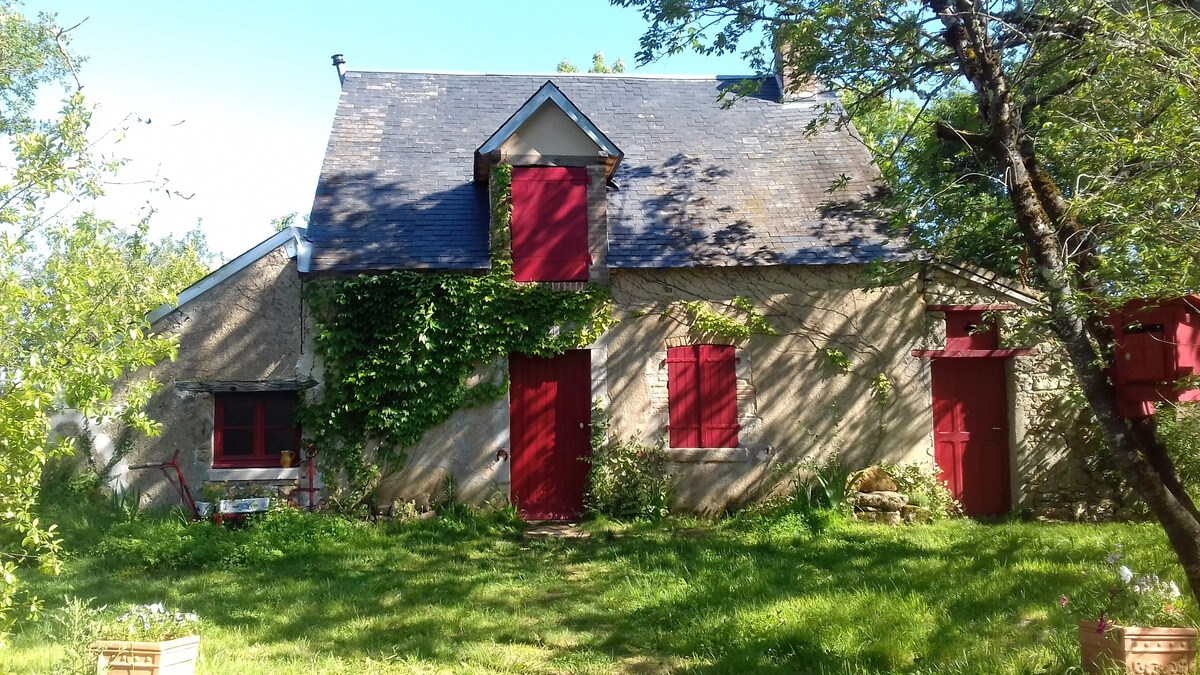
910,348 -> 1036,359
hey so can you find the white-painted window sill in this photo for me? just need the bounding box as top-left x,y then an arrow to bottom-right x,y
207,467 -> 302,481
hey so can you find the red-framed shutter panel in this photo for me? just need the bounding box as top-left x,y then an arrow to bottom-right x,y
666,346 -> 701,448
213,396 -> 225,462
510,166 -> 589,282
700,345 -> 739,448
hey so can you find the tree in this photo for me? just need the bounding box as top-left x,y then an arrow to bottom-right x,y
616,0 -> 1200,603
0,5 -> 210,636
557,50 -> 627,73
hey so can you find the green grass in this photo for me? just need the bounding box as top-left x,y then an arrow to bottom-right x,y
0,507 -> 1189,674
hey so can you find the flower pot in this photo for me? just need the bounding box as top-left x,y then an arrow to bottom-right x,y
91,635 -> 199,675
1079,621 -> 1197,674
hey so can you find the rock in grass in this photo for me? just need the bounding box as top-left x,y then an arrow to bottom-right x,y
846,466 -> 899,493
852,490 -> 908,512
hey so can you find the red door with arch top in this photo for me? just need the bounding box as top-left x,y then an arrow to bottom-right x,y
931,358 -> 1011,516
509,350 -> 591,520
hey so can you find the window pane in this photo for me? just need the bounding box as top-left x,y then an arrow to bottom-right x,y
264,396 -> 297,427
222,398 -> 255,427
222,429 -> 254,456
264,428 -> 298,457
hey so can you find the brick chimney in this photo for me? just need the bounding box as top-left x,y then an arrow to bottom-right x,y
772,31 -> 821,101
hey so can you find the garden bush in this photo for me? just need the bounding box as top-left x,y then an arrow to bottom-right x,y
92,508 -> 366,571
585,405 -> 672,519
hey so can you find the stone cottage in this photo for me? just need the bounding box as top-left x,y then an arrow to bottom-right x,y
100,60 -> 1105,520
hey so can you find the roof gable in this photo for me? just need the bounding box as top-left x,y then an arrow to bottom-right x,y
474,80 -> 622,181
147,227 -> 308,324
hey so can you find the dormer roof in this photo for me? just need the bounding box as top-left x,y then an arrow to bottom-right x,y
474,80 -> 623,181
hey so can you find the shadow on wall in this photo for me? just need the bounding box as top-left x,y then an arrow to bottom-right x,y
1019,389 -> 1137,521
110,251 -> 308,508
604,265 -> 929,514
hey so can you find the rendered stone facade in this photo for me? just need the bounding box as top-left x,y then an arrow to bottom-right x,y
603,265 -> 931,514
97,245 -> 318,508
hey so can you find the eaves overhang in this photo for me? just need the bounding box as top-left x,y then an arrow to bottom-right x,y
147,226 -> 308,325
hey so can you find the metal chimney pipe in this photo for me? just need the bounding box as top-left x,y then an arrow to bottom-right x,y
331,54 -> 346,86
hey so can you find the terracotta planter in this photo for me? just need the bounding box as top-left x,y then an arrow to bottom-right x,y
91,635 -> 199,675
1079,621 -> 1197,674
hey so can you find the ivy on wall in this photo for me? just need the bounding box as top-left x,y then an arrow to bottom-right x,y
680,296 -> 776,339
302,164 -> 611,501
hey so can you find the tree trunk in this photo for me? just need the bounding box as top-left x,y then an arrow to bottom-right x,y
930,0 -> 1200,607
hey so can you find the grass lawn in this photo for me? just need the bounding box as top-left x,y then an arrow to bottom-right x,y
0,508 -> 1189,674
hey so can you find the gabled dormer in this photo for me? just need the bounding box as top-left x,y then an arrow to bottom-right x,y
474,80 -> 623,182
476,81 -> 622,283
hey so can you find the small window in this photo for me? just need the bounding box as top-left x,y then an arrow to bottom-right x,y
666,345 -> 739,448
213,392 -> 301,468
510,166 -> 589,282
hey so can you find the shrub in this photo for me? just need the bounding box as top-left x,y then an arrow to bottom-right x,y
789,453 -> 853,513
92,508 -> 364,571
586,405 -> 672,519
1159,402 -> 1200,501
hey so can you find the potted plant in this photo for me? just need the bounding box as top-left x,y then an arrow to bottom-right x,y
90,602 -> 201,675
1062,547 -> 1197,674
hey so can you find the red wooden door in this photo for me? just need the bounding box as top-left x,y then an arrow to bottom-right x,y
931,358 -> 1011,516
509,350 -> 591,520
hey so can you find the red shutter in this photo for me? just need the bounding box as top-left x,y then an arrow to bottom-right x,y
666,346 -> 701,448
510,166 -> 589,282
700,345 -> 739,448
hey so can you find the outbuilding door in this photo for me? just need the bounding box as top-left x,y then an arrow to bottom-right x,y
931,358 -> 1011,516
509,350 -> 591,520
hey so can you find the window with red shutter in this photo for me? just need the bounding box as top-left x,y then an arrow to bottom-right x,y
510,166 -> 589,282
666,345 -> 740,448
213,392 -> 302,468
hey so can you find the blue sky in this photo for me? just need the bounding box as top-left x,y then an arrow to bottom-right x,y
25,1 -> 761,260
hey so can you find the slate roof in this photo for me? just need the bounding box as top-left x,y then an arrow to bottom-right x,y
307,71 -> 909,273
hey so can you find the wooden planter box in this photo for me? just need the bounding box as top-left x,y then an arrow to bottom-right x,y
91,635 -> 199,675
1079,621 -> 1197,674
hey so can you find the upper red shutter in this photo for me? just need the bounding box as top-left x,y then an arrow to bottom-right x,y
699,345 -> 739,448
510,166 -> 589,282
666,346 -> 701,448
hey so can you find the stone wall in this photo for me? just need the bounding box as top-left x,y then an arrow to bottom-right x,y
97,247 -> 1126,520
922,264 -> 1136,520
604,265 -> 933,514
94,246 -> 317,508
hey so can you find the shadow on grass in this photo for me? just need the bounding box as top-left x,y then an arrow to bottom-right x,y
14,514 -> 1176,674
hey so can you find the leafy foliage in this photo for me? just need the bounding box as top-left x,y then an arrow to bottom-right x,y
585,403 -> 672,519
556,51 -> 627,74
0,6 -> 212,639
101,602 -> 200,641
92,508 -> 364,572
881,462 -> 962,520
681,296 -> 775,339
304,167 -> 612,502
1064,547 -> 1190,629
789,453 -> 852,513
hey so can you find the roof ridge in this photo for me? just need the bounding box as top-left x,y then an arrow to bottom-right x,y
345,69 -> 770,81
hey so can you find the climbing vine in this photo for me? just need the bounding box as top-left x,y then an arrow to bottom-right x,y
302,164 -> 611,501
678,296 -> 776,339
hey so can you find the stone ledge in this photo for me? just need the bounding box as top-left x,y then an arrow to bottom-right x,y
664,447 -> 750,463
208,467 -> 302,481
